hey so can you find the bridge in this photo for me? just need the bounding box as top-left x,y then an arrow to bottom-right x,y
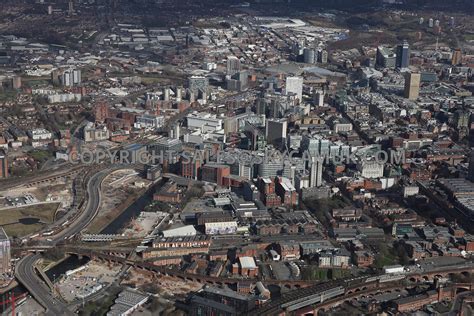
80,234 -> 123,242
20,245 -> 473,316
64,248 -> 474,294
34,265 -> 55,293
0,165 -> 84,189
290,282 -> 473,316
65,249 -> 317,288
254,263 -> 474,315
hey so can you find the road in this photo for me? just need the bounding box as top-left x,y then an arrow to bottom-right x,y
15,254 -> 73,316
51,168 -> 108,243
445,291 -> 474,316
14,166 -> 118,314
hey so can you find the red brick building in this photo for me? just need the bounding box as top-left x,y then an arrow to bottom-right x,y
94,102 -> 109,123
201,164 -> 230,186
353,251 -> 374,267
180,155 -> 201,180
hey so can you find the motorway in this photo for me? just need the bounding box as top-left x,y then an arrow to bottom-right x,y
14,166 -> 127,315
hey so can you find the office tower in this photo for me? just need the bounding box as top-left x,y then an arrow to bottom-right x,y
58,68 -> 81,87
72,69 -> 81,85
288,134 -> 303,151
188,76 -> 209,97
148,137 -> 182,156
454,110 -> 470,130
163,87 -> 170,101
313,88 -> 325,106
258,160 -> 283,178
309,156 -> 323,187
303,48 -> 316,64
396,40 -> 410,69
376,46 -> 396,69
318,50 -> 328,64
95,102 -> 109,123
266,119 -> 288,148
0,150 -> 7,179
0,227 -> 11,274
227,71 -> 248,92
452,49 -> 462,65
175,87 -> 183,101
11,76 -> 21,89
226,56 -> 241,76
68,0 -> 74,15
468,151 -> 474,182
285,76 -> 303,101
171,123 -> 181,140
292,39 -> 305,57
404,72 -> 421,100
360,160 -> 384,179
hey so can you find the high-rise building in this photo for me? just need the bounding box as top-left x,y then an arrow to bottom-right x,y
94,102 -> 109,123
309,157 -> 323,187
188,76 -> 209,96
56,68 -> 81,87
359,160 -> 384,179
0,227 -> 11,275
266,119 -> 288,148
68,1 -> 74,15
313,88 -> 325,107
404,72 -> 421,100
303,48 -> 316,64
226,56 -> 241,76
396,40 -> 410,69
318,50 -> 328,64
285,76 -> 303,101
227,71 -> 248,92
258,157 -> 283,178
149,137 -> 182,156
468,150 -> 474,182
452,49 -> 462,65
0,150 -> 7,179
12,76 -> 21,89
376,46 -> 396,69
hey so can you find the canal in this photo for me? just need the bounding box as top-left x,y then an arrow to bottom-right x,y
4,181 -> 160,312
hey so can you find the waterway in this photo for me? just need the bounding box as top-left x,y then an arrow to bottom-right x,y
0,256 -> 89,312
45,255 -> 90,282
5,182 -> 158,312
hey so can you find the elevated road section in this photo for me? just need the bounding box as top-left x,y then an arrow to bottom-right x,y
15,165 -> 139,314
15,254 -> 73,316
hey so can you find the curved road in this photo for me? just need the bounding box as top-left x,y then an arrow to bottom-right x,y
15,167 -> 122,315
15,254 -> 72,316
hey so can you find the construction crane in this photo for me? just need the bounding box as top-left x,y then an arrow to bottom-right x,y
1,292 -> 28,316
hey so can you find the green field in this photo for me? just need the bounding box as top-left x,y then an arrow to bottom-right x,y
0,203 -> 59,238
